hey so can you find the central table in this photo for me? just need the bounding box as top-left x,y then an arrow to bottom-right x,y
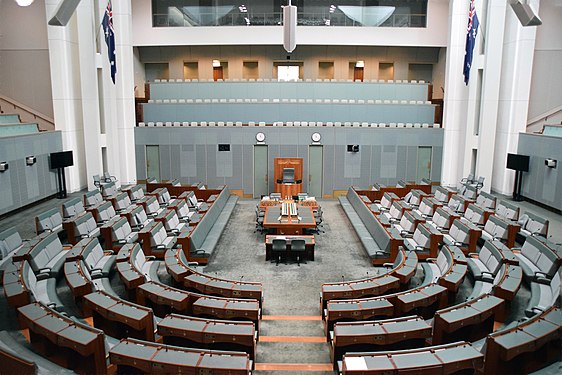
263,205 -> 316,235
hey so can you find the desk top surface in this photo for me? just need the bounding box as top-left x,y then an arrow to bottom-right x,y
263,206 -> 315,227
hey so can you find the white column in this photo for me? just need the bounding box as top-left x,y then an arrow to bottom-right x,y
45,0 -> 88,192
103,0 -> 137,186
441,0 -> 470,187
46,0 -> 136,191
491,1 -> 538,195
76,0 -> 103,191
473,0 -> 507,193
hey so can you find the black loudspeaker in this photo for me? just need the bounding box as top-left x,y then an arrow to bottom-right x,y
510,1 -> 542,26
48,0 -> 82,26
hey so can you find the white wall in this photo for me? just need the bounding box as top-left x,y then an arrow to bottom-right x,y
527,0 -> 562,128
0,0 -> 54,118
132,0 -> 449,48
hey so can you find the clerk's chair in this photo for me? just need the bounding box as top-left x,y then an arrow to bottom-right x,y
282,168 -> 295,183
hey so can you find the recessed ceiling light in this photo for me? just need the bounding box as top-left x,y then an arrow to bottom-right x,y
15,0 -> 34,6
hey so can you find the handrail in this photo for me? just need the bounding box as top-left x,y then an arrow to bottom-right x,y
0,94 -> 55,131
527,104 -> 562,129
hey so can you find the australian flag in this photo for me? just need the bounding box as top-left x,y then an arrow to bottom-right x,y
102,0 -> 116,84
463,0 -> 479,85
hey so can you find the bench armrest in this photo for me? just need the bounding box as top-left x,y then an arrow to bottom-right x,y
481,272 -> 495,283
104,250 -> 114,255
426,257 -> 437,263
467,252 -> 478,258
36,271 -> 51,281
146,256 -> 156,261
187,262 -> 199,267
382,262 -> 394,268
90,269 -> 103,279
535,276 -> 551,285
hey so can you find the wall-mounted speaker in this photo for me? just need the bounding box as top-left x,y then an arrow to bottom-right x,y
283,3 -> 297,53
48,0 -> 82,26
26,156 -> 37,166
510,1 -> 542,26
0,162 -> 8,172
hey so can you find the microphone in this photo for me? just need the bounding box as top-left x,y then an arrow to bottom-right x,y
341,275 -> 344,282
240,275 -> 244,282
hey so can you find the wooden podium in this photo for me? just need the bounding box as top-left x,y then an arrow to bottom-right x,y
274,158 -> 303,197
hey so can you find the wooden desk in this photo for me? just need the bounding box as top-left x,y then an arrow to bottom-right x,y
483,307 -> 562,374
192,297 -> 260,327
17,302 -> 107,375
64,261 -> 94,299
392,283 -> 448,318
157,314 -> 256,360
83,291 -> 155,341
184,273 -> 263,303
321,274 -> 400,309
278,183 -> 302,198
332,315 -> 432,368
262,206 -> 316,235
433,294 -> 504,345
265,235 -> 316,261
325,298 -> 394,340
341,341 -> 483,374
109,338 -> 251,374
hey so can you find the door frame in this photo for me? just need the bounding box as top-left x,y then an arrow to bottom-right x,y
416,146 -> 433,182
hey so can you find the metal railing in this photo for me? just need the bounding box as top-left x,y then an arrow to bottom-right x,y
0,95 -> 55,131
152,11 -> 427,28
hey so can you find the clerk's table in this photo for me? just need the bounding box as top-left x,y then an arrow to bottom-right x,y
262,205 -> 316,235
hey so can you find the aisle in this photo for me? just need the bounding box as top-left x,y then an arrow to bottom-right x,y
204,198 -> 372,373
254,314 -> 334,374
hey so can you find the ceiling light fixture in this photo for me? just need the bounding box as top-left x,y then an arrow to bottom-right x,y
15,0 -> 35,6
212,60 -> 221,67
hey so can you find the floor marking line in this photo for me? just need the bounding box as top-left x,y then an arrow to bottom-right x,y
262,315 -> 322,321
259,335 -> 326,343
254,363 -> 333,371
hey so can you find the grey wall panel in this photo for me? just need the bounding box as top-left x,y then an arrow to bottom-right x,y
196,145 -> 207,183
243,145 -> 253,194
134,127 -> 444,195
431,146 -> 443,182
381,145 -> 397,180
180,144 -> 197,177
359,145 -> 372,188
371,145 -> 382,184
406,146 -> 418,181
323,144 -> 335,195
518,133 -> 562,210
170,145 -> 181,178
135,145 -> 146,179
143,102 -> 436,124
228,144 -> 243,189
0,131 -> 62,216
159,145 -> 172,180
396,146 -> 408,182
149,81 -> 430,101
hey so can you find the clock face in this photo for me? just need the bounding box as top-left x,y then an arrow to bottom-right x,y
256,132 -> 266,142
312,132 -> 321,142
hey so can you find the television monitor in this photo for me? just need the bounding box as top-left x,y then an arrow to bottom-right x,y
506,153 -> 529,172
50,151 -> 74,169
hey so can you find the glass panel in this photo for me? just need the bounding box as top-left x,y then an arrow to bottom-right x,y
151,0 -> 427,28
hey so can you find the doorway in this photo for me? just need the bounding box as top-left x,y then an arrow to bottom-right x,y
417,146 -> 432,182
308,145 -> 323,198
146,145 -> 160,181
254,145 -> 269,198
